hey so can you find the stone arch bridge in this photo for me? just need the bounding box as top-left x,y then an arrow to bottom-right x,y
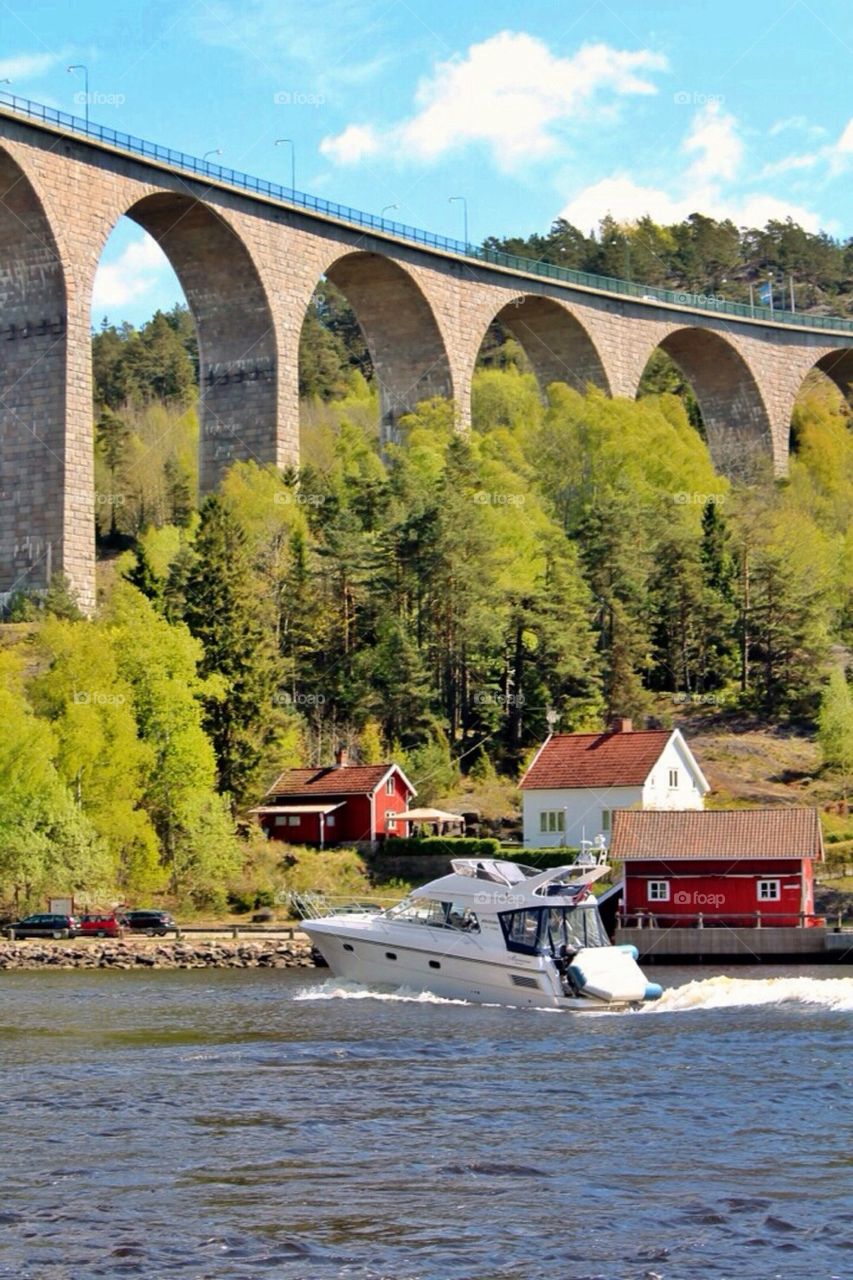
1,97 -> 851,610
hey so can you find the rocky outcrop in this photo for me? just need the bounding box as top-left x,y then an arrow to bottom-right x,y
0,938 -> 316,971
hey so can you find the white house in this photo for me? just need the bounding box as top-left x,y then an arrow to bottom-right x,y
519,718 -> 709,849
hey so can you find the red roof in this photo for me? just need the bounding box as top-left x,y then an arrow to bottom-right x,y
520,730 -> 672,790
610,808 -> 823,861
267,764 -> 409,799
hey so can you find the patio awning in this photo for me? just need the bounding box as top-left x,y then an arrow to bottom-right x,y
394,807 -> 465,823
247,802 -> 345,816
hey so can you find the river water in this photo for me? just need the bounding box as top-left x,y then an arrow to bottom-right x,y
0,966 -> 851,1280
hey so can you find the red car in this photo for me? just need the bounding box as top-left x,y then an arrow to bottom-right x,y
78,913 -> 124,938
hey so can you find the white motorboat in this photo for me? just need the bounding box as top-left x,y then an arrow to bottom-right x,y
303,857 -> 663,1010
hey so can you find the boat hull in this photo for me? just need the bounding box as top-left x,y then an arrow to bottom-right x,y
304,920 -> 637,1010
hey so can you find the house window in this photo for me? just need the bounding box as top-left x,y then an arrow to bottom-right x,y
601,809 -> 611,833
385,778 -> 394,796
387,812 -> 397,830
757,879 -> 780,901
539,810 -> 565,834
287,815 -> 300,827
326,814 -> 335,828
274,816 -> 287,827
648,881 -> 670,902
668,768 -> 679,789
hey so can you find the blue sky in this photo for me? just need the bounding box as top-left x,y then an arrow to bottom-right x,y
2,0 -> 851,326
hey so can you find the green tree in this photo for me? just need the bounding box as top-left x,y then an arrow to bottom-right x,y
818,668 -> 853,798
108,583 -> 239,898
182,494 -> 279,807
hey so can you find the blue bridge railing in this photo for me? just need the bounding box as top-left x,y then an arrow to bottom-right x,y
2,91 -> 852,336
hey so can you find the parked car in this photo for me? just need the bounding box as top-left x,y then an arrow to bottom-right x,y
120,910 -> 178,937
4,913 -> 80,939
78,913 -> 124,938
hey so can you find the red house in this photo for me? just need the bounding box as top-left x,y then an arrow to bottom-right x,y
611,808 -> 824,927
250,749 -> 416,847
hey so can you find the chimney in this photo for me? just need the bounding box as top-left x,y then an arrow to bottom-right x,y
334,746 -> 348,768
609,717 -> 633,734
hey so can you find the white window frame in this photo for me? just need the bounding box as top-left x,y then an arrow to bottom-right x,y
387,811 -> 397,830
287,815 -> 300,827
601,809 -> 611,833
648,880 -> 670,902
668,768 -> 679,789
326,813 -> 335,828
757,879 -> 780,902
385,777 -> 395,796
539,810 -> 565,835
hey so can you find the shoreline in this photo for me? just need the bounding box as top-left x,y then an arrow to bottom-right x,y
0,937 -> 317,971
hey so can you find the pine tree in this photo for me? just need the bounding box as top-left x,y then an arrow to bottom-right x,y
183,495 -> 279,808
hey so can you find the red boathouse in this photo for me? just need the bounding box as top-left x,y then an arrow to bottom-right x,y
611,808 -> 824,928
250,749 -> 416,847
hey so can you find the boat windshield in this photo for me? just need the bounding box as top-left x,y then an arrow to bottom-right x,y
384,897 -> 480,933
499,904 -> 609,955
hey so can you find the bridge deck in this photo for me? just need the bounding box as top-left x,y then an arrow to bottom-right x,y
2,90 -> 851,338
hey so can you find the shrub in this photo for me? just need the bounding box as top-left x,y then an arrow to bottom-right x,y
378,836 -> 501,858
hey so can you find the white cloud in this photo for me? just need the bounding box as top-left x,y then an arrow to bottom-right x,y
758,152 -> 820,178
561,176 -> 695,229
0,50 -> 69,83
762,116 -> 853,181
195,0 -> 392,90
319,123 -> 380,165
559,105 -> 822,233
684,102 -> 742,182
562,173 -> 821,234
768,116 -> 826,139
93,235 -> 170,309
320,32 -> 668,170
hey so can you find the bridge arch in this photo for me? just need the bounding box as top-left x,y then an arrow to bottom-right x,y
305,250 -> 455,445
475,295 -> 610,398
639,326 -> 775,476
0,145 -> 71,600
812,348 -> 853,401
96,192 -> 280,493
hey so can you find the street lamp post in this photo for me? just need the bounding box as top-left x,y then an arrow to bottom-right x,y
67,64 -> 89,127
275,138 -> 295,192
767,272 -> 774,318
448,195 -> 468,248
381,203 -> 398,220
203,148 -> 222,164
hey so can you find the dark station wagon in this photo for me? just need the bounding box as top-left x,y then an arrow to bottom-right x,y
119,910 -> 178,937
4,913 -> 80,939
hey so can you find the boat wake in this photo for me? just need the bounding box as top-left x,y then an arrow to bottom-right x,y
643,974 -> 853,1014
294,979 -> 473,1006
